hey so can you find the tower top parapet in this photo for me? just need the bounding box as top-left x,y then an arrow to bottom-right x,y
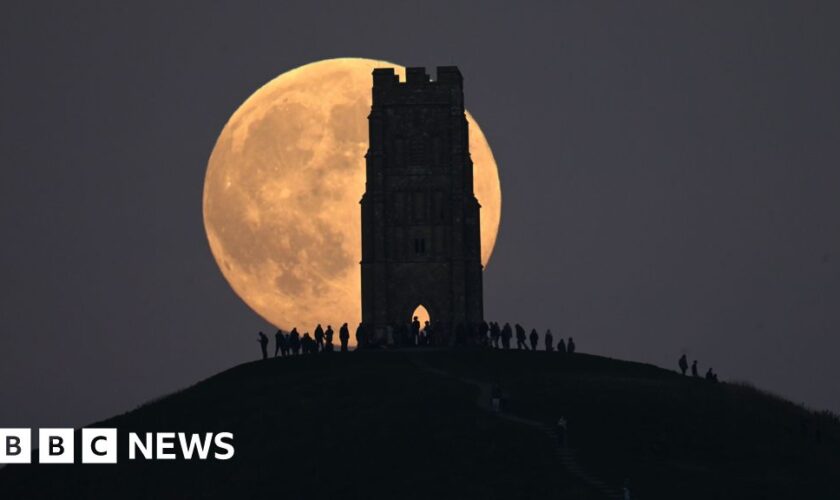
372,66 -> 463,88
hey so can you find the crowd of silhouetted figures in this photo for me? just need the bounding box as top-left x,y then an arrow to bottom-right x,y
255,320 -> 721,381
256,319 -> 579,358
678,353 -> 719,382
257,323 -> 354,358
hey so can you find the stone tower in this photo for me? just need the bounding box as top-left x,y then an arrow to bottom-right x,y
360,66 -> 483,343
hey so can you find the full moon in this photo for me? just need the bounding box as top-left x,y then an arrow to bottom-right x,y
203,58 -> 501,333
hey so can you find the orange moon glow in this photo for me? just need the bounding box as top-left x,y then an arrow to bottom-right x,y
203,58 -> 501,332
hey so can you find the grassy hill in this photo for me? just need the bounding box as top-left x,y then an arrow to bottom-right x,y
1,349 -> 838,499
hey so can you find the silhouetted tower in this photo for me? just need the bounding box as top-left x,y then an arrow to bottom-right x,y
360,66 -> 484,344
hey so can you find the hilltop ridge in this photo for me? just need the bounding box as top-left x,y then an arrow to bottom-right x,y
1,349 -> 837,499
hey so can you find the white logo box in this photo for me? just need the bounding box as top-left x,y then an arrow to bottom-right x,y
1,428 -> 118,464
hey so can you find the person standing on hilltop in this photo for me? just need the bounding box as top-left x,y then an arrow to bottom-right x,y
422,321 -> 433,346
557,337 -> 566,354
529,329 -> 539,351
622,479 -> 632,500
257,331 -> 268,360
339,323 -> 350,352
691,360 -> 699,377
411,316 -> 421,346
400,322 -> 411,346
302,333 -> 315,354
544,330 -> 554,352
515,324 -> 527,350
491,382 -> 502,413
314,324 -> 325,352
556,417 -> 568,447
274,330 -> 286,358
289,328 -> 301,355
490,322 -> 501,348
479,321 -> 490,346
567,337 -> 576,354
501,323 -> 513,349
325,325 -> 335,352
386,324 -> 394,346
678,354 -> 688,375
354,323 -> 365,350
455,323 -> 467,345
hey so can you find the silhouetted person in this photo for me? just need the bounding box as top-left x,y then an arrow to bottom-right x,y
556,417 -> 568,447
399,322 -> 410,346
800,417 -> 810,437
529,329 -> 539,351
325,325 -> 334,352
385,324 -> 394,346
491,383 -> 502,413
339,323 -> 350,352
257,331 -> 268,360
355,323 -> 365,350
411,316 -> 421,346
455,323 -> 466,345
557,337 -> 566,354
678,354 -> 688,375
289,328 -> 301,355
691,360 -> 699,377
423,321 -> 433,346
284,334 -> 291,356
274,330 -> 286,357
490,322 -> 501,348
302,333 -> 315,354
314,324 -> 325,352
515,324 -> 527,350
501,323 -> 513,349
705,367 -> 715,381
567,337 -> 576,354
545,329 -> 554,352
393,323 -> 402,346
479,321 -> 489,346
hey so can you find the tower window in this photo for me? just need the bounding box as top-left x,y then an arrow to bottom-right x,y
414,238 -> 426,255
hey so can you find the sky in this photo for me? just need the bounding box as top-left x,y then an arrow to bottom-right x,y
1,1 -> 838,429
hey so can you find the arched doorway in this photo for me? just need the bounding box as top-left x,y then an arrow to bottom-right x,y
410,304 -> 432,346
411,304 -> 430,327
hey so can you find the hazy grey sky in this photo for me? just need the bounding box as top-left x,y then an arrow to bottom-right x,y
1,1 -> 838,428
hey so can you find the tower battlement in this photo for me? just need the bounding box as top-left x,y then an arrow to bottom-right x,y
372,66 -> 463,88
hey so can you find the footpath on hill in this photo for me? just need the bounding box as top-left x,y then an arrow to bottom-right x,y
408,353 -> 627,500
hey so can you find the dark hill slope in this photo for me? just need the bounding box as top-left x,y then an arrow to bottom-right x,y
0,351 -> 597,500
425,350 -> 840,499
1,349 -> 838,499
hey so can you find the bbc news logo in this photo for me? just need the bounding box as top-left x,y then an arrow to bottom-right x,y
0,429 -> 234,464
